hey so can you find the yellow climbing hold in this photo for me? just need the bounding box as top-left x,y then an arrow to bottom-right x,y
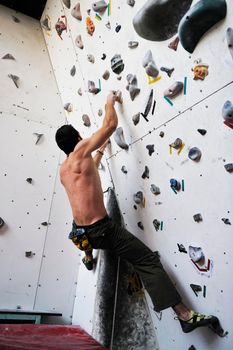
148,75 -> 161,85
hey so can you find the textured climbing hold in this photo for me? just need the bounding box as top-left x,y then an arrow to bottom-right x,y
150,184 -> 160,195
78,88 -> 82,96
170,138 -> 182,150
114,127 -> 129,150
115,25 -> 121,33
178,0 -> 227,53
142,50 -> 159,78
132,112 -> 140,126
193,213 -> 203,222
133,0 -> 192,41
26,178 -> 33,184
153,219 -> 160,232
188,147 -> 202,162
159,131 -> 164,138
141,89 -> 153,121
70,65 -> 76,76
87,54 -> 95,63
190,284 -> 202,296
55,17 -> 67,39
146,144 -> 154,156
226,27 -> 233,60
62,0 -> 71,8
88,80 -> 100,94
142,166 -> 149,179
160,67 -> 174,77
189,246 -> 205,263
33,133 -> 43,145
164,81 -> 183,99
224,163 -> 233,173
72,2 -> 82,21
121,165 -> 128,174
168,36 -> 179,51
170,179 -> 181,191
12,16 -> 20,23
75,35 -> 84,49
192,63 -> 209,80
128,41 -> 139,48
92,0 -> 108,12
222,100 -> 233,124
8,74 -> 19,88
127,0 -> 135,7
197,128 -> 207,135
41,16 -> 51,31
2,53 -> 15,60
111,54 -> 124,74
82,114 -> 91,127
98,109 -> 103,116
64,103 -> 73,112
177,243 -> 187,253
126,74 -> 140,101
102,70 -> 110,80
133,191 -> 144,205
0,217 -> 5,228
137,222 -> 144,230
86,17 -> 95,35
222,218 -> 231,225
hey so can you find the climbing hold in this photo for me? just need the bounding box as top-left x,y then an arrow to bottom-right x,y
189,246 -> 205,263
222,100 -> 233,124
128,41 -> 139,48
82,114 -> 91,127
12,16 -> 20,23
168,36 -> 179,51
190,284 -> 202,296
98,109 -> 103,116
88,80 -> 100,94
142,50 -> 159,78
222,218 -> 231,225
41,16 -> 51,31
141,89 -> 153,121
132,112 -> 140,126
87,54 -> 95,63
188,147 -> 202,162
189,346 -> 197,350
126,74 -> 140,101
224,163 -> 233,173
178,0 -> 227,53
92,0 -> 108,12
26,178 -> 33,184
192,62 -> 209,80
133,0 -> 192,41
160,67 -> 174,77
150,184 -> 160,195
70,65 -> 76,76
25,251 -> 33,257
114,127 -> 129,150
121,165 -> 128,174
105,21 -> 111,30
142,166 -> 149,179
101,53 -> 107,60
86,17 -> 95,35
177,243 -> 187,253
111,54 -> 124,74
0,217 -> 5,228
226,27 -> 233,60
102,70 -> 110,80
75,35 -> 84,49
115,25 -> 121,33
170,138 -> 182,150
41,222 -> 49,226
55,17 -> 67,39
62,0 -> 70,8
170,179 -> 181,191
33,133 -> 43,145
115,90 -> 123,104
153,219 -> 160,232
127,0 -> 135,7
193,213 -> 203,222
146,144 -> 154,156
2,54 -> 15,60
197,128 -> 207,135
64,103 -> 73,112
137,222 -> 144,230
133,191 -> 144,205
8,74 -> 19,88
164,81 -> 183,99
159,131 -> 164,138
78,88 -> 82,96
71,2 -> 82,21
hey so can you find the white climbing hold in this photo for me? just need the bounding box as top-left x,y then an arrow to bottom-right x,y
164,81 -> 183,99
126,74 -> 140,101
226,27 -> 233,60
72,2 -> 82,20
87,54 -> 95,63
222,100 -> 233,124
142,50 -> 159,78
75,35 -> 84,49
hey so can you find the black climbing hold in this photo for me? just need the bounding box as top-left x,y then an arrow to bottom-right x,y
153,219 -> 160,231
115,25 -> 121,33
188,147 -> 202,162
33,133 -> 43,145
178,0 -> 227,53
190,284 -> 202,296
2,53 -> 15,60
197,128 -> 207,135
150,184 -> 160,195
189,346 -> 197,350
141,89 -> 153,121
146,144 -> 154,156
133,191 -> 144,205
25,251 -> 33,257
224,163 -> 233,173
70,65 -> 76,76
26,178 -> 33,184
41,222 -> 49,226
193,213 -> 203,222
133,0 -> 192,41
121,165 -> 128,174
0,217 -> 5,228
222,218 -> 231,225
160,67 -> 174,77
177,243 -> 187,253
8,74 -> 19,88
159,131 -> 164,138
142,166 -> 149,179
170,179 -> 181,191
111,54 -> 124,74
132,112 -> 140,126
127,0 -> 135,7
137,222 -> 144,230
12,16 -> 20,23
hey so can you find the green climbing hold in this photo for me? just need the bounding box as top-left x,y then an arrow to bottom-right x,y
178,0 -> 227,53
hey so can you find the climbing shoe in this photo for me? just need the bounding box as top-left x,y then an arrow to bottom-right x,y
179,310 -> 218,333
82,257 -> 94,271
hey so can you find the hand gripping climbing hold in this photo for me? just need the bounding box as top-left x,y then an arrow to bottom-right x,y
126,74 -> 140,101
92,1 -> 108,13
111,54 -> 124,74
178,0 -> 227,53
142,50 -> 159,78
72,2 -> 82,21
222,100 -> 233,124
114,127 -> 129,150
164,81 -> 183,99
188,147 -> 202,162
133,0 -> 192,42
226,27 -> 233,60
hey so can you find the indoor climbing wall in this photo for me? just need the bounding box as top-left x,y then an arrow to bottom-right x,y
0,5 -> 80,324
40,0 -> 233,349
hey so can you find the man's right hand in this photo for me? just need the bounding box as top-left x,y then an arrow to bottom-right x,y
107,90 -> 122,106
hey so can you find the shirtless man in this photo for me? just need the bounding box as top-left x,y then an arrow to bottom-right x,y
55,91 -> 225,336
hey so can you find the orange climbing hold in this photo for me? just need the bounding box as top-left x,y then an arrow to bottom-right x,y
86,17 -> 95,36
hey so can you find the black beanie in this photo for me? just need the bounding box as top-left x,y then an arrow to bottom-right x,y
55,124 -> 80,155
